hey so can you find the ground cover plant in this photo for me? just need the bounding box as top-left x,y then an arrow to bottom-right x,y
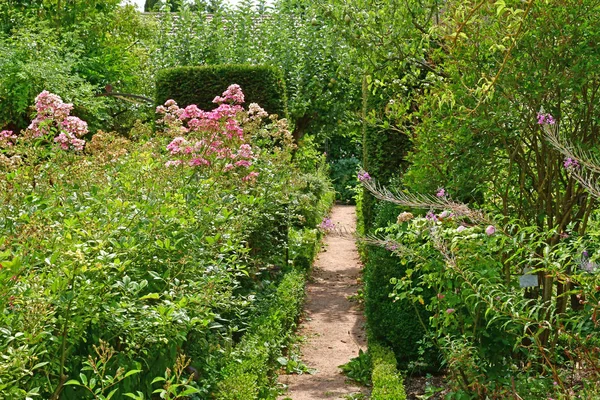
0,86 -> 333,398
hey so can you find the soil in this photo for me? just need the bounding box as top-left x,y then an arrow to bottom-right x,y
278,205 -> 369,400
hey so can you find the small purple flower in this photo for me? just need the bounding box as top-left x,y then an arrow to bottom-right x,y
485,225 -> 496,236
426,211 -> 438,222
446,308 -> 455,314
537,112 -> 556,125
319,217 -> 336,232
386,242 -> 400,251
436,188 -> 446,197
439,210 -> 453,219
456,225 -> 466,233
583,250 -> 589,258
563,157 -> 579,169
358,171 -> 371,182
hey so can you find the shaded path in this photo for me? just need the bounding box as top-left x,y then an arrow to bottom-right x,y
278,205 -> 368,400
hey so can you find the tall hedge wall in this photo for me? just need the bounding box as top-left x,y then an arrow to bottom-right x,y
156,64 -> 288,117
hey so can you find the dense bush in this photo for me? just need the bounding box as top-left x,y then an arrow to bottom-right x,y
156,65 -> 288,118
0,3 -> 154,132
215,269 -> 306,399
0,88 -> 333,399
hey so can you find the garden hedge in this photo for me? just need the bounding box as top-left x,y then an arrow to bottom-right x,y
156,64 -> 288,117
370,342 -> 407,400
214,269 -> 306,399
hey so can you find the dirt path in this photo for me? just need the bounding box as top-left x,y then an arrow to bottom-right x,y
278,205 -> 368,400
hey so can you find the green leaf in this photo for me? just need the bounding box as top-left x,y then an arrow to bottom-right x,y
139,293 -> 160,301
151,377 -> 166,384
277,356 -> 288,366
124,369 -> 142,378
178,387 -> 201,396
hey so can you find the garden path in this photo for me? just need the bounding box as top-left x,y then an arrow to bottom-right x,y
278,205 -> 369,400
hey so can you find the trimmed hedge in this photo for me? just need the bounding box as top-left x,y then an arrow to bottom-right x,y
370,342 -> 407,400
156,64 -> 288,117
214,270 -> 306,399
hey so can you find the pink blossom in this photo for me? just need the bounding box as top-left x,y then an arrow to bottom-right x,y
446,308 -> 455,314
456,225 -> 466,233
0,130 -> 17,146
537,112 -> 555,125
319,217 -> 336,232
62,116 -> 88,137
235,160 -> 252,168
436,188 -> 446,197
165,160 -> 183,167
242,171 -> 260,182
485,225 -> 496,236
358,171 -> 371,182
439,210 -> 453,219
437,293 -> 445,300
212,84 -> 245,105
25,90 -> 88,151
564,157 -> 579,169
189,157 -> 210,167
426,212 -> 438,222
180,104 -> 205,120
237,144 -> 253,159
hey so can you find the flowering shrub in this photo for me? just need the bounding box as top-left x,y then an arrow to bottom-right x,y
26,90 -> 87,151
157,85 -> 279,183
362,171 -> 600,398
0,87 -> 332,399
0,129 -> 16,147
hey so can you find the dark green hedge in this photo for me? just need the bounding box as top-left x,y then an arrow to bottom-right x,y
363,202 -> 439,372
156,64 -> 288,117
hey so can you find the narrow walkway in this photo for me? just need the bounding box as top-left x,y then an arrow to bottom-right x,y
279,205 -> 368,400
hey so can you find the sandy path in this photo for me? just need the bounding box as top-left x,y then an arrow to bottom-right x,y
278,205 -> 368,400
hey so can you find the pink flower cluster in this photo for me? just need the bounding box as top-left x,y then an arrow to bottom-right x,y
212,84 -> 245,105
0,130 -> 17,147
564,157 -> 579,169
158,85 -> 260,182
537,112 -> 555,125
27,91 -> 87,151
358,171 -> 371,182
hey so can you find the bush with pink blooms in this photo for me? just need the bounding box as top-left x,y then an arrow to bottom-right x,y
0,86 -> 333,399
25,90 -> 88,151
156,84 -> 269,183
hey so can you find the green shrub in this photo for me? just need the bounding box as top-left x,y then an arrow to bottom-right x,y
329,157 -> 360,204
370,342 -> 407,400
156,64 -> 288,117
214,270 -> 306,399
